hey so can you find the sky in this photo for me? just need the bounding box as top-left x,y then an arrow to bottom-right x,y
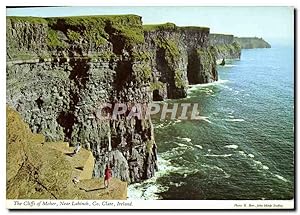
6,6 -> 294,45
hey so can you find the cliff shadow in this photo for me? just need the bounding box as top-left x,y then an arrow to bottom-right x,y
187,49 -> 203,84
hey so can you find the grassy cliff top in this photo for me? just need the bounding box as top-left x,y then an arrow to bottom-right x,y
7,14 -> 142,25
234,37 -> 271,48
7,14 -> 145,51
143,22 -> 177,31
143,22 -> 209,32
178,26 -> 210,32
210,33 -> 234,37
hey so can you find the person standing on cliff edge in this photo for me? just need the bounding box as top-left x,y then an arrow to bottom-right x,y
104,164 -> 112,189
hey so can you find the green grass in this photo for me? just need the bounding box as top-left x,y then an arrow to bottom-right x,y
155,37 -> 180,64
133,65 -> 152,82
67,29 -> 81,42
7,16 -> 47,24
143,22 -> 176,31
90,51 -> 117,62
131,50 -> 152,62
178,26 -> 210,32
146,140 -> 155,154
47,29 -> 66,48
113,25 -> 144,45
143,23 -> 209,32
47,15 -> 143,47
150,81 -> 164,91
174,69 -> 186,88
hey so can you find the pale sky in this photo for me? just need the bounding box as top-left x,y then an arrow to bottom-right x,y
6,6 -> 294,45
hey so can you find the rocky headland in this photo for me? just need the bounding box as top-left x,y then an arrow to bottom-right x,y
234,37 -> 271,49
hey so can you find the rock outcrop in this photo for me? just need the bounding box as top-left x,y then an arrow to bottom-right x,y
234,37 -> 271,49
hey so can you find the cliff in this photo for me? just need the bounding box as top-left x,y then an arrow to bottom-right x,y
7,106 -> 127,199
7,15 -> 158,184
209,33 -> 241,63
234,37 -> 271,49
143,23 -> 217,99
6,16 -> 218,189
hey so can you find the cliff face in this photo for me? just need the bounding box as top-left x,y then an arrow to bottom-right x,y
6,16 -> 218,185
144,23 -> 217,99
234,37 -> 271,49
7,15 -> 157,184
209,34 -> 241,62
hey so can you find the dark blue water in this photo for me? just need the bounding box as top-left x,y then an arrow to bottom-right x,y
128,46 -> 294,200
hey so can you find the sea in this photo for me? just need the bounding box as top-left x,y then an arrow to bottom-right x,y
128,45 -> 294,200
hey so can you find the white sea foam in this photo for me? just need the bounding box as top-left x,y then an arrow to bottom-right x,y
127,156 -> 180,200
187,79 -> 229,92
198,116 -> 212,124
262,165 -> 269,170
224,144 -> 239,149
195,145 -> 203,149
176,137 -> 192,142
252,160 -> 270,171
204,154 -> 232,157
238,151 -> 247,156
223,64 -> 236,68
274,174 -> 288,182
176,143 -> 188,148
248,154 -> 255,158
201,164 -> 231,178
253,160 -> 262,165
225,118 -> 245,122
154,119 -> 182,129
169,181 -> 185,187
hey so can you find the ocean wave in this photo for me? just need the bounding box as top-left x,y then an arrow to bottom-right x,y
223,64 -> 236,68
187,79 -> 229,91
204,153 -> 232,157
224,144 -> 239,149
195,145 -> 203,149
224,118 -> 245,122
238,151 -> 247,156
176,137 -> 192,142
127,155 -> 202,199
127,156 -> 180,200
197,116 -> 212,123
176,142 -> 189,148
127,182 -> 166,200
274,174 -> 288,182
262,165 -> 269,170
154,119 -> 182,129
201,164 -> 231,178
169,181 -> 186,187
